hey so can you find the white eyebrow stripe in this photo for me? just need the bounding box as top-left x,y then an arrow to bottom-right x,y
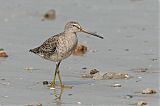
73,24 -> 81,29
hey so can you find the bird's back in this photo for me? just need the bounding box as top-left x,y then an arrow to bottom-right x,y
30,32 -> 78,62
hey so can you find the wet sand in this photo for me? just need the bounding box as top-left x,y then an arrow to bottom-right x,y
0,0 -> 159,106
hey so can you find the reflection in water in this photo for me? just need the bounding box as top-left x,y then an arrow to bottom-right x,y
52,88 -> 64,106
0,58 -> 7,64
50,81 -> 94,106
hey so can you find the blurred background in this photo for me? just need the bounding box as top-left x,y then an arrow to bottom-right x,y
0,0 -> 159,106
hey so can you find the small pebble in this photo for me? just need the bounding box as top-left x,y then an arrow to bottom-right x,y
24,67 -> 40,70
152,58 -> 158,61
42,9 -> 56,21
43,81 -> 49,85
1,78 -> 5,80
24,67 -> 34,70
90,69 -> 99,75
50,87 -> 56,90
73,44 -> 87,56
37,103 -> 42,106
139,68 -> 148,72
134,68 -> 148,73
138,76 -> 142,79
124,49 -> 129,51
93,73 -> 103,80
112,83 -> 122,87
82,67 -> 87,70
82,68 -> 99,78
82,71 -> 130,80
108,49 -> 112,51
68,94 -> 72,96
0,51 -> 8,57
77,102 -> 81,105
82,74 -> 93,78
142,88 -> 156,94
125,95 -> 133,99
136,79 -> 142,82
103,72 -> 129,80
27,104 -> 34,106
0,82 -> 10,86
3,95 -> 8,98
137,101 -> 147,106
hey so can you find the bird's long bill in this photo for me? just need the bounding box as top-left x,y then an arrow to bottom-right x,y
81,29 -> 103,39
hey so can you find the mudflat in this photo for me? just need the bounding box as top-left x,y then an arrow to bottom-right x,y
0,0 -> 159,106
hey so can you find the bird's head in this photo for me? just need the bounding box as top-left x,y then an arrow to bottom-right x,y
64,21 -> 81,33
64,21 -> 103,39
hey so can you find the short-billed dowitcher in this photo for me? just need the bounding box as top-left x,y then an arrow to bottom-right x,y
29,21 -> 103,88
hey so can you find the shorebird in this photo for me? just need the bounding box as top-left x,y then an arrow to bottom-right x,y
29,21 -> 103,88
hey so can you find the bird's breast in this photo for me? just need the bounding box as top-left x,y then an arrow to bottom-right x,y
59,34 -> 77,53
52,34 -> 78,61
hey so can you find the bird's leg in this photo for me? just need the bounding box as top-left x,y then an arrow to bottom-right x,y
50,61 -> 73,88
54,62 -> 73,89
50,62 -> 61,87
57,70 -> 73,89
50,69 -> 57,87
56,70 -> 62,86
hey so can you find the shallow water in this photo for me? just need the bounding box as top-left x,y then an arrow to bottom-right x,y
0,0 -> 159,106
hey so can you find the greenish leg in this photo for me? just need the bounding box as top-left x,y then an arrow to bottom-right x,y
50,61 -> 73,89
56,63 -> 73,89
50,70 -> 57,87
50,62 -> 61,87
56,70 -> 63,86
57,70 -> 73,89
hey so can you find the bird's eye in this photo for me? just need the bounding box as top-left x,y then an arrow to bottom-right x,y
72,25 -> 76,27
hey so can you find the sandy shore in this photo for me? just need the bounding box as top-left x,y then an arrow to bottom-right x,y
0,0 -> 159,106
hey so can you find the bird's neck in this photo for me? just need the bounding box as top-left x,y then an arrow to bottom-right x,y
64,31 -> 76,37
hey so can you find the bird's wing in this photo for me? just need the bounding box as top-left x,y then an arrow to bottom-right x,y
39,34 -> 60,53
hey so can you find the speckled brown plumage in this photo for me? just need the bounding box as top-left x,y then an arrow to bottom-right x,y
29,21 -> 103,88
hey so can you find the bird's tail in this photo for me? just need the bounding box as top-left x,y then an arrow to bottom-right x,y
29,47 -> 40,54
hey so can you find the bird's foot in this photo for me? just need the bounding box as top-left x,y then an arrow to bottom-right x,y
48,82 -> 57,88
47,81 -> 73,89
61,84 -> 73,89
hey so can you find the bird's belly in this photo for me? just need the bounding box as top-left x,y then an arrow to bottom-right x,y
51,51 -> 72,61
49,48 -> 74,62
50,36 -> 78,62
